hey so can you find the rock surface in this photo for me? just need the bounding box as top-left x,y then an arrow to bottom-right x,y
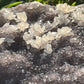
0,1 -> 84,84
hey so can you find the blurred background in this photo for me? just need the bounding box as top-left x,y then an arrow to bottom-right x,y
0,0 -> 84,9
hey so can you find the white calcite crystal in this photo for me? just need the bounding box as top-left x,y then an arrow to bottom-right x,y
44,44 -> 53,54
23,31 -> 55,49
53,14 -> 70,27
0,8 -> 16,20
56,3 -> 76,13
55,27 -> 74,40
30,36 -> 42,49
29,23 -> 45,36
0,23 -> 18,34
23,25 -> 73,51
72,8 -> 84,26
0,38 -> 5,45
73,8 -> 84,22
23,32 -> 32,42
17,22 -> 29,31
16,12 -> 27,22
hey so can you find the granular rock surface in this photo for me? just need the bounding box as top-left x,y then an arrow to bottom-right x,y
0,1 -> 84,84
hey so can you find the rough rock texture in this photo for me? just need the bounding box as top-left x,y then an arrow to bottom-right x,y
0,1 -> 84,84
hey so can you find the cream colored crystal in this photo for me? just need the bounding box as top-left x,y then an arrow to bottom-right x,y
0,38 -> 5,45
0,23 -> 18,34
44,44 -> 53,54
31,36 -> 42,49
23,32 -> 32,41
17,22 -> 29,31
23,31 -> 55,49
29,23 -> 45,36
16,12 -> 27,22
56,27 -> 73,39
23,24 -> 73,49
46,32 -> 55,41
0,8 -> 16,20
56,3 -> 76,13
72,8 -> 84,22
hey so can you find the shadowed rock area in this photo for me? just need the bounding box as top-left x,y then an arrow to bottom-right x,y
0,1 -> 84,84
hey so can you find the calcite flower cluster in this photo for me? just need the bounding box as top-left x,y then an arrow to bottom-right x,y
0,2 -> 83,54
0,9 -> 29,32
23,25 -> 73,54
0,9 -> 29,45
0,2 -> 80,54
56,3 -> 76,13
72,8 -> 84,26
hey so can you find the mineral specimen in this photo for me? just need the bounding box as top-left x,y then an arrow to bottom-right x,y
0,1 -> 84,84
16,12 -> 27,22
